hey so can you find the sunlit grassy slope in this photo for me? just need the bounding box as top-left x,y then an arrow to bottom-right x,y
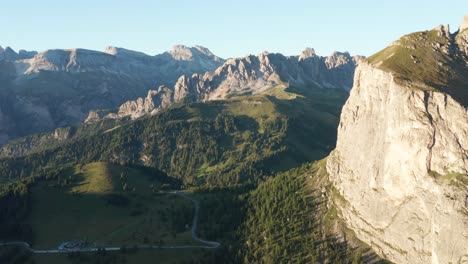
27,162 -> 195,249
367,29 -> 468,106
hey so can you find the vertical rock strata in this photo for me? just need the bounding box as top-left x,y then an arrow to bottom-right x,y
326,22 -> 468,263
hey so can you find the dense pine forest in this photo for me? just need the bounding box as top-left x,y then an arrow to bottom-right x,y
193,161 -> 389,264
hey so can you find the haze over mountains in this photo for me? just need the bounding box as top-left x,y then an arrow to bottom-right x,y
89,48 -> 361,121
0,44 -> 359,145
0,45 -> 224,144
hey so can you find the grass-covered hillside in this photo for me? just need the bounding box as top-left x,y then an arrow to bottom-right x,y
0,85 -> 347,186
367,28 -> 468,106
0,162 -> 209,264
28,162 -> 194,249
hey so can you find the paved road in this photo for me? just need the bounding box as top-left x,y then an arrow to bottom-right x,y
0,191 -> 220,254
173,191 -> 220,248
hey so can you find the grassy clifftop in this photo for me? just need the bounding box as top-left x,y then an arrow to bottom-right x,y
367,28 -> 468,106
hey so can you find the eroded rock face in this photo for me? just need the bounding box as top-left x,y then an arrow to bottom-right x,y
112,86 -> 174,120
327,61 -> 468,264
168,49 -> 361,101
182,50 -> 362,100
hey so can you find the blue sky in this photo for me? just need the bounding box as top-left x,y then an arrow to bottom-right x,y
1,0 -> 466,58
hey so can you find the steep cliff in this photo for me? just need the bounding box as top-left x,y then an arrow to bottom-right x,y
327,19 -> 468,264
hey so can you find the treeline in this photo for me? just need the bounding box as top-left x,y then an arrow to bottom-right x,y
0,103 -> 290,187
195,184 -> 252,242
235,163 -> 350,263
195,163 -> 388,264
0,179 -> 32,242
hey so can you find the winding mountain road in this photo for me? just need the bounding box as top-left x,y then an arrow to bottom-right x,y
0,191 -> 220,254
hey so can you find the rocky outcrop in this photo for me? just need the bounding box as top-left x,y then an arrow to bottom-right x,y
456,19 -> 468,57
103,86 -> 174,120
460,15 -> 468,31
178,49 -> 362,101
326,19 -> 468,264
166,45 -> 224,69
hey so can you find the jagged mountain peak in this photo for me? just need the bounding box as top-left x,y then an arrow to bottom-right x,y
329,50 -> 351,57
0,46 -> 37,61
324,51 -> 355,69
433,24 -> 451,38
168,44 -> 223,62
459,14 -> 468,31
193,45 -> 218,57
3,46 -> 16,53
0,46 -> 19,61
104,46 -> 149,58
299,47 -> 316,60
168,45 -> 197,60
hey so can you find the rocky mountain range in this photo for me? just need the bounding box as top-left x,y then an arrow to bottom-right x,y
0,45 -> 224,145
326,17 -> 468,264
0,45 -> 360,144
0,13 -> 467,264
88,48 -> 361,121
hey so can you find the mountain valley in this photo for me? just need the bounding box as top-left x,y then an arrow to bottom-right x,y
0,14 -> 467,264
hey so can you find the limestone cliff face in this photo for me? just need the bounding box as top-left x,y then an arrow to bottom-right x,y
326,23 -> 468,264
